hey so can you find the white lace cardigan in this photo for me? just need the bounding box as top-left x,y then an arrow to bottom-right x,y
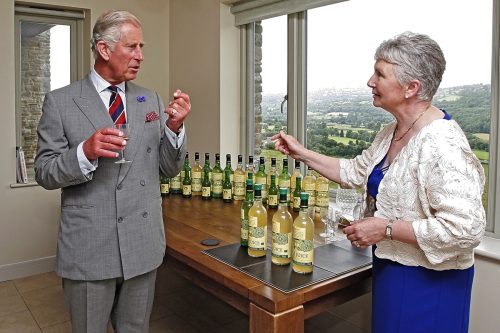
339,118 -> 486,270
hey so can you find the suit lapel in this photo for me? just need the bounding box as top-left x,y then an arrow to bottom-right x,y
73,75 -> 114,131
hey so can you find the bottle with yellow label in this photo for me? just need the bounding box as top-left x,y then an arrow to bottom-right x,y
160,173 -> 170,197
267,174 -> 278,209
182,152 -> 192,198
315,174 -> 329,213
293,176 -> 302,212
224,154 -> 234,196
233,154 -> 246,201
303,166 -> 317,210
290,160 -> 302,195
203,153 -> 212,193
223,169 -> 232,203
267,157 -> 277,187
191,152 -> 203,196
202,167 -> 211,200
255,156 -> 268,204
240,178 -> 253,247
212,153 -> 223,199
272,188 -> 293,265
246,155 -> 255,181
292,192 -> 314,274
247,184 -> 268,258
170,172 -> 182,195
278,158 -> 291,206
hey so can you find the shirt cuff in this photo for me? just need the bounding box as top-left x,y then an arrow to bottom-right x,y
77,142 -> 97,176
164,124 -> 186,149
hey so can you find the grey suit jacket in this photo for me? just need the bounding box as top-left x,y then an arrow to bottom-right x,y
35,75 -> 186,280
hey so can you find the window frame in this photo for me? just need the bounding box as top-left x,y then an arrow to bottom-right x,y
14,5 -> 85,184
241,1 -> 500,238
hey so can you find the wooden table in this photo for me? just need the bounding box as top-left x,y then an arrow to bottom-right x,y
162,195 -> 372,333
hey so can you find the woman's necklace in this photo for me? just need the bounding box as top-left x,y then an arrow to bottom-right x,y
393,105 -> 431,142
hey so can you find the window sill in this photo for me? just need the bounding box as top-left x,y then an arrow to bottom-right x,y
10,182 -> 39,188
475,236 -> 500,262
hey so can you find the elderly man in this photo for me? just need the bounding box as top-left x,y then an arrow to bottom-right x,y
35,10 -> 189,332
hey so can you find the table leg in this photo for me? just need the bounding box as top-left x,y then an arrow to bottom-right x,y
249,303 -> 304,333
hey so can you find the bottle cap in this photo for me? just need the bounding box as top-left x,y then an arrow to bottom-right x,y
300,192 -> 309,208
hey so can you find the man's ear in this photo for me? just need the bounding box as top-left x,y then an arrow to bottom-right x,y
96,41 -> 111,61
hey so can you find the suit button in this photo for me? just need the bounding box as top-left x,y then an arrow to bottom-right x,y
118,217 -> 123,223
147,147 -> 152,153
140,180 -> 146,186
117,184 -> 122,190
142,212 -> 148,218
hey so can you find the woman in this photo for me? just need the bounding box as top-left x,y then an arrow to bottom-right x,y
272,32 -> 485,333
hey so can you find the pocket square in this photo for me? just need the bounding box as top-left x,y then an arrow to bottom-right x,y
145,111 -> 160,122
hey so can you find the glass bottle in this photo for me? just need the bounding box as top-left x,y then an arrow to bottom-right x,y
182,152 -> 192,198
212,153 -> 223,199
202,167 -> 211,200
315,174 -> 329,213
203,152 -> 212,193
267,157 -> 277,187
246,155 -> 255,182
293,176 -> 302,212
272,187 -> 293,265
160,173 -> 170,197
255,156 -> 268,204
191,152 -> 203,196
303,166 -> 317,212
290,160 -> 302,195
267,174 -> 279,209
292,192 -> 314,274
240,178 -> 254,247
223,169 -> 233,203
233,154 -> 246,201
278,158 -> 291,206
247,184 -> 268,258
224,154 -> 234,196
170,172 -> 182,195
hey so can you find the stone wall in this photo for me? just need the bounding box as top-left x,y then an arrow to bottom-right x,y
254,21 -> 263,156
20,30 -> 51,179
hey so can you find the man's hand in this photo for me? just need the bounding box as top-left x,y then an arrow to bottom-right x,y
165,89 -> 191,134
82,128 -> 127,161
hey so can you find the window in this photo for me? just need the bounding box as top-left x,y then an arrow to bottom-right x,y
254,16 -> 288,170
14,5 -> 85,183
241,0 -> 499,236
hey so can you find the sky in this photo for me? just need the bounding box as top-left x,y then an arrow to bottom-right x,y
261,0 -> 493,93
50,25 -> 71,91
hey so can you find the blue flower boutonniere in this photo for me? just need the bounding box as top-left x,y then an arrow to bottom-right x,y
137,95 -> 146,103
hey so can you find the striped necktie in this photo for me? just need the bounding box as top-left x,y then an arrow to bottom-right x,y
108,86 -> 126,124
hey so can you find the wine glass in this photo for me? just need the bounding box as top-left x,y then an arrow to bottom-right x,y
319,206 -> 330,239
115,123 -> 132,164
336,188 -> 358,218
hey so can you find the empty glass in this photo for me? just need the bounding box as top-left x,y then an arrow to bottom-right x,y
336,188 -> 358,217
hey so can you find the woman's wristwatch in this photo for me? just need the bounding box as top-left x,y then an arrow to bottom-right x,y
385,219 -> 396,240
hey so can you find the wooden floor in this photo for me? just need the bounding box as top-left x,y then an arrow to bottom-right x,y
0,264 -> 371,332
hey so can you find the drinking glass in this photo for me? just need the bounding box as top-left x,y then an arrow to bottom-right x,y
319,206 -> 330,239
115,123 -> 132,164
336,188 -> 358,217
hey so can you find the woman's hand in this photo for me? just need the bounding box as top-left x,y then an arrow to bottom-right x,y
271,131 -> 307,161
343,217 -> 387,248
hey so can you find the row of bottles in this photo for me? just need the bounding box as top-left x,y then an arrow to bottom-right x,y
160,153 -> 330,214
242,183 -> 315,274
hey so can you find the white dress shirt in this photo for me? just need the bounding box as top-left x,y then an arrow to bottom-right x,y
77,68 -> 185,176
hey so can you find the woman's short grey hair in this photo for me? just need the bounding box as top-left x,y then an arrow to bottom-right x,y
91,10 -> 142,59
374,32 -> 446,101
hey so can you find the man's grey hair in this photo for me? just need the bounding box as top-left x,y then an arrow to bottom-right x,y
91,10 -> 142,59
374,32 -> 446,101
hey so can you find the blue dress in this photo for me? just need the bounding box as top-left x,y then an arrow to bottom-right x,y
368,110 -> 474,333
